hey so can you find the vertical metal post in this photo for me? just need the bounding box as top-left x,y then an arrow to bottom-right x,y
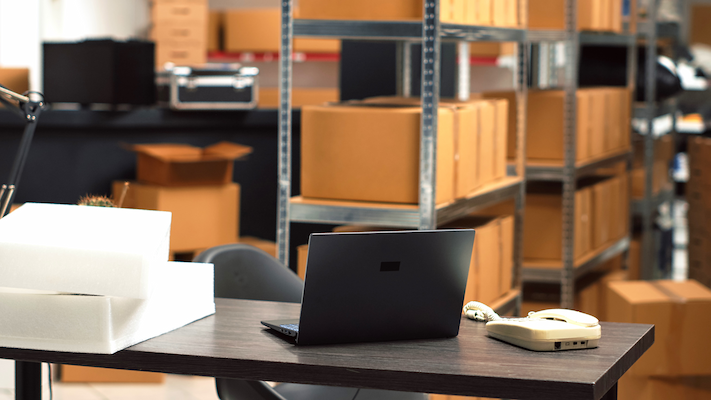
396,42 -> 413,98
277,0 -> 293,266
641,0 -> 657,280
456,41 -> 470,101
561,0 -> 579,309
15,361 -> 42,400
419,0 -> 441,230
623,17 -> 637,273
513,40 -> 528,315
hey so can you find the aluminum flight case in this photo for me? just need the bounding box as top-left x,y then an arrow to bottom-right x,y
157,64 -> 258,110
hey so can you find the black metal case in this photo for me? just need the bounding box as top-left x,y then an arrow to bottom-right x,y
157,65 -> 258,110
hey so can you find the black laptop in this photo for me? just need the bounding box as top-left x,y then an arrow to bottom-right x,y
261,229 -> 475,345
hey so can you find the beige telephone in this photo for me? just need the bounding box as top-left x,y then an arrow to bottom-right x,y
464,302 -> 601,352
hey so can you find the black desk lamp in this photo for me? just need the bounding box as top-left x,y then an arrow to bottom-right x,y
0,84 -> 46,400
0,84 -> 45,218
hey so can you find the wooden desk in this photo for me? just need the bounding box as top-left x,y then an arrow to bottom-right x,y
1,299 -> 654,400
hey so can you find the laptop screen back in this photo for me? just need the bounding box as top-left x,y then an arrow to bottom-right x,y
296,229 -> 475,345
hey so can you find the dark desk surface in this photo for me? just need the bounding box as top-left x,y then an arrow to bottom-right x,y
0,298 -> 653,400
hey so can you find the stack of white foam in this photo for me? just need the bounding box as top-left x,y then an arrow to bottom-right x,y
0,203 -> 215,354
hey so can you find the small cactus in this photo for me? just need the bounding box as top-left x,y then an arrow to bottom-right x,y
78,195 -> 116,207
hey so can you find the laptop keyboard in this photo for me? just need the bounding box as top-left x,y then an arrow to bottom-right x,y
280,323 -> 299,332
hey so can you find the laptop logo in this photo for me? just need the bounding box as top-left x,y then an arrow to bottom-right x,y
380,261 -> 400,272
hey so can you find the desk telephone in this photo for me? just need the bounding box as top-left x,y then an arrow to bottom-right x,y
463,302 -> 601,351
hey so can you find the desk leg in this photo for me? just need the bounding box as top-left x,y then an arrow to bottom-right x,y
600,382 -> 618,400
15,361 -> 41,400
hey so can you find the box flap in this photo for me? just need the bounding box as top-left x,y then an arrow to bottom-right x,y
203,141 -> 253,160
131,144 -> 203,162
608,281 -> 669,304
656,280 -> 711,302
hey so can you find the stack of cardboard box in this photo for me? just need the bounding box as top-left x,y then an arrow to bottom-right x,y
607,280 -> 711,399
150,0 -> 209,68
113,141 -> 251,257
687,137 -> 711,289
300,97 -> 509,206
631,134 -> 674,199
523,175 -> 629,265
296,0 -> 522,28
529,0 -> 630,32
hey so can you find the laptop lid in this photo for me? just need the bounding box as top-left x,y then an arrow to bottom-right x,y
294,229 -> 475,345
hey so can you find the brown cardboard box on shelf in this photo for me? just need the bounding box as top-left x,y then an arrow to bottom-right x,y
258,87 -> 339,109
607,280 -> 711,377
481,91 -> 517,160
529,0 -> 619,31
294,38 -> 341,53
0,68 -> 29,95
155,41 -> 207,67
300,103 -> 455,205
574,187 -> 593,259
113,181 -> 239,253
475,0 -> 492,25
297,243 -> 309,280
207,11 -> 222,52
524,183 -> 592,261
526,90 -> 596,163
152,2 -> 207,23
589,88 -> 606,159
477,101 -> 496,188
298,0 -> 465,22
492,99 -> 508,180
152,21 -> 207,46
224,8 -> 279,52
60,365 -> 164,383
442,216 -> 501,306
499,215 -> 515,296
129,142 -> 252,186
592,178 -> 613,250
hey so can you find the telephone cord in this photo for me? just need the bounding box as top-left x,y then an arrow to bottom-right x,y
462,301 -> 502,322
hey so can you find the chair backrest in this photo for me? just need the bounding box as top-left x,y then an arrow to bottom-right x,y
194,243 -> 303,303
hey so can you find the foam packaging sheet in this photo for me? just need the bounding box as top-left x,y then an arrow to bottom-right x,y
0,203 -> 171,298
0,261 -> 215,354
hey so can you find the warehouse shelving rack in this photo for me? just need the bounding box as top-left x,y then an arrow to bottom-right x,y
634,1 -> 681,280
276,2 -> 530,315
521,1 -> 637,308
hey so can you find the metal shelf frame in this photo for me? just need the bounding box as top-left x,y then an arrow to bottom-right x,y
636,1 -> 679,280
522,0 -> 637,308
277,1 -> 530,310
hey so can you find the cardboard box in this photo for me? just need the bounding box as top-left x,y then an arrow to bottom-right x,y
478,101 -> 496,186
152,20 -> 207,45
442,216 -> 501,306
155,41 -> 206,67
297,243 -> 309,280
492,0 -> 506,26
298,0 -> 440,21
129,142 -> 251,186
691,4 -> 711,47
619,375 -> 711,400
589,89 -> 606,159
152,2 -> 207,24
0,68 -> 29,95
60,365 -> 164,383
607,280 -> 711,377
529,0 -> 616,31
482,91 -> 517,160
592,178 -> 612,250
224,8 -> 279,52
114,181 -> 239,253
499,215 -> 514,295
301,103 -> 455,205
207,11 -> 222,52
574,187 -> 593,259
258,87 -> 339,109
492,99 -> 508,180
476,0 -> 492,25
294,38 -> 341,53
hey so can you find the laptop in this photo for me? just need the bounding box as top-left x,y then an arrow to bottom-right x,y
261,229 -> 475,345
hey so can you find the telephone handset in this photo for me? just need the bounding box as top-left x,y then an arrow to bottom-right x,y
463,302 -> 601,352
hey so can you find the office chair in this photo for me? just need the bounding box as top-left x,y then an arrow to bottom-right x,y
194,243 -> 427,400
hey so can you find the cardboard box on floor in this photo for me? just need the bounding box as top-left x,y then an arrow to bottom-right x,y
60,365 -> 164,383
607,279 -> 711,377
300,103 -> 455,205
113,181 -> 239,253
619,375 -> 711,400
129,142 -> 252,187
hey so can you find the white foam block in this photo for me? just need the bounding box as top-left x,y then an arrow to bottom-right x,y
0,261 -> 214,354
0,203 -> 171,298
